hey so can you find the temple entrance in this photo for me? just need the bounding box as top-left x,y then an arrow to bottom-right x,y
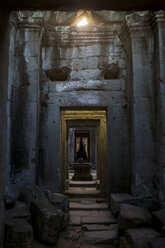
61,109 -> 107,195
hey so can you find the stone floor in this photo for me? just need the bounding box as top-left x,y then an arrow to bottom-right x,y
58,197 -> 119,248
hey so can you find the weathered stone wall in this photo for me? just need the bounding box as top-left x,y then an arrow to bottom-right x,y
8,12 -> 44,196
6,10 -> 165,206
38,12 -> 129,195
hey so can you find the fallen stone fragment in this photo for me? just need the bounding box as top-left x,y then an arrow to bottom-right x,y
119,204 -> 151,230
83,229 -> 118,244
124,228 -> 159,248
152,209 -> 165,231
110,194 -> 159,217
30,200 -> 64,245
46,191 -> 69,228
4,219 -> 33,248
110,193 -> 133,216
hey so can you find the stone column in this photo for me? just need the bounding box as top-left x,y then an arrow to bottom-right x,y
152,11 -> 165,207
120,12 -> 155,196
11,14 -> 43,194
0,8 -> 10,247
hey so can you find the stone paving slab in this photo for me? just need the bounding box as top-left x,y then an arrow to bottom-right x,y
83,229 -> 118,244
69,210 -> 112,217
82,224 -> 118,231
82,216 -> 118,225
70,202 -> 109,210
65,187 -> 101,198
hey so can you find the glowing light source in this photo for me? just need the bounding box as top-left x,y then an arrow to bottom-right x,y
76,17 -> 88,27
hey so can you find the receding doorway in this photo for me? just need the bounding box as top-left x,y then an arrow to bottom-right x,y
61,109 -> 107,195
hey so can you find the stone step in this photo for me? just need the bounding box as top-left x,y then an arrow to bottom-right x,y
65,187 -> 101,198
82,224 -> 118,231
81,216 -> 118,225
70,202 -> 109,210
69,209 -> 112,217
69,180 -> 99,188
69,216 -> 82,226
83,229 -> 118,244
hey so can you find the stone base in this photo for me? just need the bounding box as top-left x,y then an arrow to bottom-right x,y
72,162 -> 93,181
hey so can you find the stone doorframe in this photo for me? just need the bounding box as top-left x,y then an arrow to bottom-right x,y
61,109 -> 107,194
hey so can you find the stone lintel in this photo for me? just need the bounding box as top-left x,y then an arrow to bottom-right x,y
18,17 -> 44,29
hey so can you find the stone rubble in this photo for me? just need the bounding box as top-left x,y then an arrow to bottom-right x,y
30,199 -> 64,245
4,219 -> 33,248
119,204 -> 152,230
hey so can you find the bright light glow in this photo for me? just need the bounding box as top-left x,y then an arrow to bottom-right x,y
77,17 -> 88,27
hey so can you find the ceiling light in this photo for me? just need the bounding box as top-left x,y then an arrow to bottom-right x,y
76,17 -> 88,27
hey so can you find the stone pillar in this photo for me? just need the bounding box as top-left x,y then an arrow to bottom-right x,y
11,15 -> 43,195
120,12 -> 155,196
90,128 -> 97,168
152,11 -> 165,207
68,128 -> 75,167
0,8 -> 10,247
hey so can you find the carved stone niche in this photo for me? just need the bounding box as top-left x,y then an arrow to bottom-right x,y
45,67 -> 71,81
101,63 -> 120,79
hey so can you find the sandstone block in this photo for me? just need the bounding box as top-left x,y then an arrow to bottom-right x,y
30,200 -> 64,245
110,194 -> 158,217
46,192 -> 69,229
70,69 -> 101,81
4,219 -> 33,248
110,193 -> 133,216
119,204 -> 151,230
124,228 -> 159,248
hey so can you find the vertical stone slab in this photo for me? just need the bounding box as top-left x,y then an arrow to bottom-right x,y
6,13 -> 18,191
0,8 -> 10,247
120,12 -> 155,196
11,15 -> 43,194
152,11 -> 165,207
46,104 -> 61,192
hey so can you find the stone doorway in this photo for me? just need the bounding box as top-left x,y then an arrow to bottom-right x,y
61,109 -> 107,195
